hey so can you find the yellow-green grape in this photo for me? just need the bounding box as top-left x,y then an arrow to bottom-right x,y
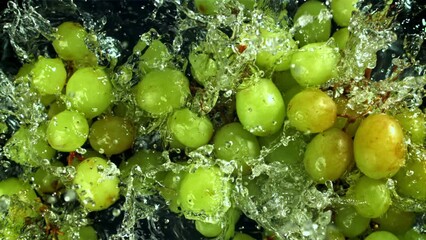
159,170 -> 187,213
293,0 -> 332,46
351,175 -> 391,218
365,231 -> 399,240
167,108 -> 214,149
287,88 -> 337,133
233,232 -> 256,240
354,114 -> 406,179
213,122 -> 260,175
3,124 -> 56,167
119,150 -> 167,189
48,100 -> 67,119
88,116 -> 135,155
178,165 -> 231,222
325,225 -> 345,240
394,108 -> 425,144
189,52 -> 218,86
47,110 -> 89,152
255,27 -> 298,71
399,229 -> 426,240
58,225 -> 98,240
334,205 -> 370,238
73,157 -> 120,211
195,220 -> 223,237
332,28 -> 350,50
272,70 -> 300,93
290,42 -> 340,87
330,0 -> 359,27
282,85 -> 304,110
66,67 -> 113,119
31,57 -> 67,95
138,39 -> 172,74
394,151 -> 426,200
33,160 -> 64,194
40,94 -> 56,106
372,206 -> 415,235
53,21 -> 95,62
258,128 -> 305,165
236,78 -> 285,136
134,69 -> 190,116
303,128 -> 353,183
195,208 -> 241,239
237,0 -> 255,10
15,63 -> 33,79
194,0 -> 228,15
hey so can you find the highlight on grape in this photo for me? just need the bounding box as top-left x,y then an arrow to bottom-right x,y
0,0 -> 425,239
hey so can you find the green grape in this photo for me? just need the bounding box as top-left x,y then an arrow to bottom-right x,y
325,225 -> 345,240
195,205 -> 241,239
0,178 -> 38,204
330,0 -> 359,27
351,175 -> 391,218
399,229 -> 426,240
255,26 -> 298,71
394,151 -> 426,200
303,128 -> 353,183
258,128 -> 305,165
354,114 -> 406,179
15,63 -> 33,79
40,94 -> 57,106
332,28 -> 350,50
89,116 -> 135,155
58,225 -> 98,240
178,165 -> 231,222
237,0 -> 255,10
272,70 -> 300,93
138,39 -> 172,74
233,232 -> 256,240
66,67 -> 113,119
236,78 -> 285,136
3,124 -> 56,167
195,220 -> 223,237
372,206 -> 415,234
290,42 -> 340,87
33,160 -> 64,193
31,57 -> 67,95
73,157 -> 120,211
365,231 -> 399,240
53,21 -> 95,62
394,108 -> 425,145
189,52 -> 218,86
134,68 -> 190,116
293,0 -> 332,46
47,110 -> 89,152
194,0 -> 228,15
334,205 -> 370,238
287,88 -> 337,133
159,170 -> 187,213
167,108 -> 214,149
213,122 -> 260,175
47,100 -> 66,119
282,85 -> 304,110
119,150 -> 167,189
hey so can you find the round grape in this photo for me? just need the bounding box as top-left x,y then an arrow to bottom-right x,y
31,57 -> 67,95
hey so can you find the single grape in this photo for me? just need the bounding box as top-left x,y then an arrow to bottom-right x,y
134,68 -> 190,116
31,57 -> 67,95
47,100 -> 66,119
332,27 -> 350,50
138,39 -> 172,74
334,205 -> 370,238
178,165 -> 231,222
237,0 -> 255,10
394,107 -> 425,145
53,21 -> 96,62
233,232 -> 256,240
236,78 -> 285,136
73,157 -> 120,211
15,63 -> 33,79
293,0 -> 332,46
399,229 -> 426,240
89,116 -> 136,155
330,0 -> 359,27
365,231 -> 399,240
304,128 -> 354,183
66,67 -> 113,119
33,160 -> 64,194
372,206 -> 415,234
287,88 -> 337,133
167,108 -> 214,149
350,175 -> 392,218
58,225 -> 98,240
189,52 -> 218,86
3,124 -> 56,167
213,122 -> 260,175
194,0 -> 228,15
290,42 -> 340,87
354,113 -> 406,179
272,70 -> 300,93
394,151 -> 426,200
159,170 -> 187,213
195,206 -> 241,239
195,220 -> 223,237
325,225 -> 345,240
47,110 -> 89,152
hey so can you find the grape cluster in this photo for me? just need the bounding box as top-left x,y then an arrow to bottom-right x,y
0,0 -> 425,239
